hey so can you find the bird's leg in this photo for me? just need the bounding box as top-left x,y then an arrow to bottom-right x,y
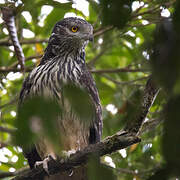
34,150 -> 76,175
61,149 -> 76,177
35,154 -> 56,175
61,149 -> 76,159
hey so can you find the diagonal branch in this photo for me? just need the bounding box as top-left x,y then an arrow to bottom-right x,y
125,77 -> 160,134
12,131 -> 140,180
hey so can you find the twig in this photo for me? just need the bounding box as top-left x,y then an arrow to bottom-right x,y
90,68 -> 149,74
0,126 -> 16,134
102,74 -> 149,85
87,48 -> 108,67
1,7 -> 25,71
94,26 -> 113,37
0,95 -> 18,109
0,25 -> 112,47
0,39 -> 48,46
116,167 -> 137,175
0,67 -> 149,74
0,67 -> 33,73
139,117 -> 163,135
9,54 -> 43,69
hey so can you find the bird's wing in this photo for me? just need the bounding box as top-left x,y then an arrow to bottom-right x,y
80,69 -> 103,143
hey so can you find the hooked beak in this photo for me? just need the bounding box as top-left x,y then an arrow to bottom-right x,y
82,34 -> 94,42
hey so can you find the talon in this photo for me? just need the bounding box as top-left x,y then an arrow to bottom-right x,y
62,149 -> 76,158
35,154 -> 55,175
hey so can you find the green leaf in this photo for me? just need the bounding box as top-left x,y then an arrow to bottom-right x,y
63,84 -> 94,124
14,97 -> 61,149
87,156 -> 116,180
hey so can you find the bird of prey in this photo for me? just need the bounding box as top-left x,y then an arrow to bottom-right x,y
19,17 -> 102,179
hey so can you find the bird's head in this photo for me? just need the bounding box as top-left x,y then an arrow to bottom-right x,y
50,17 -> 93,49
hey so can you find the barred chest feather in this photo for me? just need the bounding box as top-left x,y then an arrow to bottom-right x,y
23,50 -> 92,158
29,51 -> 85,99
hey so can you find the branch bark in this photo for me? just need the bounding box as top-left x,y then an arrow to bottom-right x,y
12,132 -> 140,180
125,77 -> 160,134
1,7 -> 25,71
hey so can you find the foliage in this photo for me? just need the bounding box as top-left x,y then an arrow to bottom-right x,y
0,0 -> 179,179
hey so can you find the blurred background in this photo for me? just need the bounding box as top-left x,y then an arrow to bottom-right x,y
0,0 -> 180,179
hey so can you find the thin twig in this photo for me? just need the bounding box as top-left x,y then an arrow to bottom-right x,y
0,95 -> 18,109
0,39 -> 48,46
87,48 -> 108,67
0,126 -> 16,134
0,67 -> 149,73
90,68 -> 149,74
9,54 -> 43,69
102,74 -> 149,85
94,26 -> 114,37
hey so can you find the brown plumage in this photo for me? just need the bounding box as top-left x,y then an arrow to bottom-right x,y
19,17 -> 102,179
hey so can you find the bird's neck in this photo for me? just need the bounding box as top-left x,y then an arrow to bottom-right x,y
40,35 -> 86,65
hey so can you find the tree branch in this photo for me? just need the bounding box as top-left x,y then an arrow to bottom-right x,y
1,7 -> 25,71
102,74 -> 149,85
0,25 -> 112,47
90,68 -> 149,74
94,26 -> 113,37
0,95 -> 18,109
0,39 -> 48,46
0,126 -> 16,134
0,67 -> 149,74
125,77 -> 160,134
12,131 -> 140,180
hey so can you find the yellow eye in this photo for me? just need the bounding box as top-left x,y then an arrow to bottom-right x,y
71,26 -> 78,32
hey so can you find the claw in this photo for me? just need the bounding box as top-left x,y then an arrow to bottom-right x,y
35,154 -> 55,175
62,149 -> 76,158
